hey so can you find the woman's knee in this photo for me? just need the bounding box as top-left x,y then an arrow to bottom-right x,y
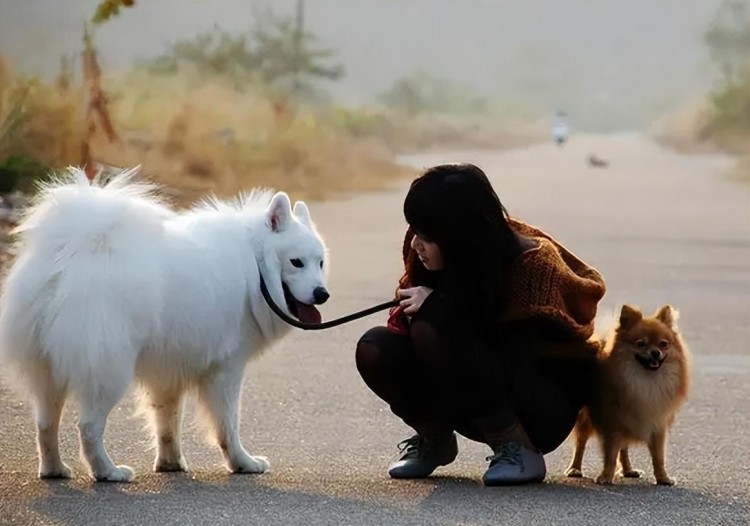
355,341 -> 381,378
355,326 -> 404,377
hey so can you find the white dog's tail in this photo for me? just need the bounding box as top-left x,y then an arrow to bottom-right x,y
12,165 -> 158,236
0,166 -> 167,396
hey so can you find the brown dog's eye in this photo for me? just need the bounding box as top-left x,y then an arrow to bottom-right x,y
658,339 -> 670,350
636,339 -> 647,349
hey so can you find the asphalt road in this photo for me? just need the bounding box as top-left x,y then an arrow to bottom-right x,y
1,134 -> 748,525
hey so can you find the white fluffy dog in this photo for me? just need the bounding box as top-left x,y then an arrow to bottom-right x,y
0,167 -> 329,482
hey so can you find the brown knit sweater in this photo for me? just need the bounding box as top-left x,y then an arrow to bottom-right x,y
504,219 -> 606,340
393,220 -> 606,340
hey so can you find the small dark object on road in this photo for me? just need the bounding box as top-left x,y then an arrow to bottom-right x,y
587,154 -> 609,168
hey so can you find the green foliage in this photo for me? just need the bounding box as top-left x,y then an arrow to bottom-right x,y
377,71 -> 488,116
0,155 -> 48,194
331,107 -> 387,137
92,0 -> 136,24
147,28 -> 259,83
705,0 -> 750,83
704,0 -> 750,148
711,75 -> 750,133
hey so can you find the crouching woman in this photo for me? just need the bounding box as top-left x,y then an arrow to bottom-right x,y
355,163 -> 605,485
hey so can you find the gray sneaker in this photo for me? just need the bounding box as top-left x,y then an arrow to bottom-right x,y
482,442 -> 546,486
388,433 -> 458,479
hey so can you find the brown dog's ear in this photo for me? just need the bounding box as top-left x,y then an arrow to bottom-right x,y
655,305 -> 678,328
619,304 -> 642,330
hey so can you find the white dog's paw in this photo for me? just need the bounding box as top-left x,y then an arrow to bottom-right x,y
154,456 -> 188,473
39,462 -> 72,479
94,465 -> 135,482
228,454 -> 270,474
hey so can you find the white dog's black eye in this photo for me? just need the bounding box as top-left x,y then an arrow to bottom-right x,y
290,258 -> 304,268
319,261 -> 324,269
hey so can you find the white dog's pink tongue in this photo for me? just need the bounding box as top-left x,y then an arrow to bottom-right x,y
296,302 -> 321,325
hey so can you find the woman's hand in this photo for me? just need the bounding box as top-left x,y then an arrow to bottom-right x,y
398,286 -> 433,315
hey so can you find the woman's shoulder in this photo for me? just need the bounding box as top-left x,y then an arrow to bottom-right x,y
508,218 -> 603,283
508,218 -> 553,242
504,218 -> 606,339
511,237 -> 604,289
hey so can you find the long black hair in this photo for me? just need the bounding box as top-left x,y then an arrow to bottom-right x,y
401,163 -> 523,332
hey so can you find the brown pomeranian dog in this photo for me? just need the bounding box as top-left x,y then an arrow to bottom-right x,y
565,304 -> 691,485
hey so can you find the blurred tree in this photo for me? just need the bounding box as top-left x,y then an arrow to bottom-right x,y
144,1 -> 343,104
704,0 -> 750,144
250,1 -> 344,99
704,0 -> 750,84
148,28 -> 259,82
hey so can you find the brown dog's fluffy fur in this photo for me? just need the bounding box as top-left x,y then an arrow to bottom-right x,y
565,304 -> 691,485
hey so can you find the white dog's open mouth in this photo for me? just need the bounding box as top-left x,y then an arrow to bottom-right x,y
282,283 -> 321,324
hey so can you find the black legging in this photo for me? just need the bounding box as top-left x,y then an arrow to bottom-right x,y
355,293 -> 598,454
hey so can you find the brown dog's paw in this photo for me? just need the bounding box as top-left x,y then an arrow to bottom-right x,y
565,467 -> 583,478
622,469 -> 644,478
656,475 -> 676,486
595,473 -> 615,485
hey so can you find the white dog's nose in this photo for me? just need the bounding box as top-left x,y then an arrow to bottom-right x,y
313,287 -> 329,305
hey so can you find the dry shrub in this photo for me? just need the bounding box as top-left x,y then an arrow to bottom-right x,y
3,59 -> 541,207
0,58 -> 86,170
331,107 -> 544,155
0,57 -> 412,205
649,96 -> 749,184
648,97 -> 718,154
89,70 -> 411,206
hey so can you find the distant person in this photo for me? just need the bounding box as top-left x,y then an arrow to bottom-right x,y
355,163 -> 606,485
553,111 -> 569,146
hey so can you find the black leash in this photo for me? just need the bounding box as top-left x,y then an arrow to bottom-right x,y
259,274 -> 399,330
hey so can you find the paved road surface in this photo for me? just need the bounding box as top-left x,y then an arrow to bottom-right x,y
1,134 -> 748,525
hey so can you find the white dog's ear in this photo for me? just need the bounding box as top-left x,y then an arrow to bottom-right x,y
266,192 -> 293,232
293,201 -> 312,227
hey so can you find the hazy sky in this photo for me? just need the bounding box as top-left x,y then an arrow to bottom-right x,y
0,0 -> 727,131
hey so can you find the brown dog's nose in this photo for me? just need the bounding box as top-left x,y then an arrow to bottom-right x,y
650,350 -> 662,360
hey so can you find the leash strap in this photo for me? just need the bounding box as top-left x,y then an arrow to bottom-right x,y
259,274 -> 399,330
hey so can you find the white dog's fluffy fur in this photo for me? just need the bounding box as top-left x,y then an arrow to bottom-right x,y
0,167 -> 329,482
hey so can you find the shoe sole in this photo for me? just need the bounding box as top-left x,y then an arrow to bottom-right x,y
388,454 -> 458,479
483,473 -> 546,486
